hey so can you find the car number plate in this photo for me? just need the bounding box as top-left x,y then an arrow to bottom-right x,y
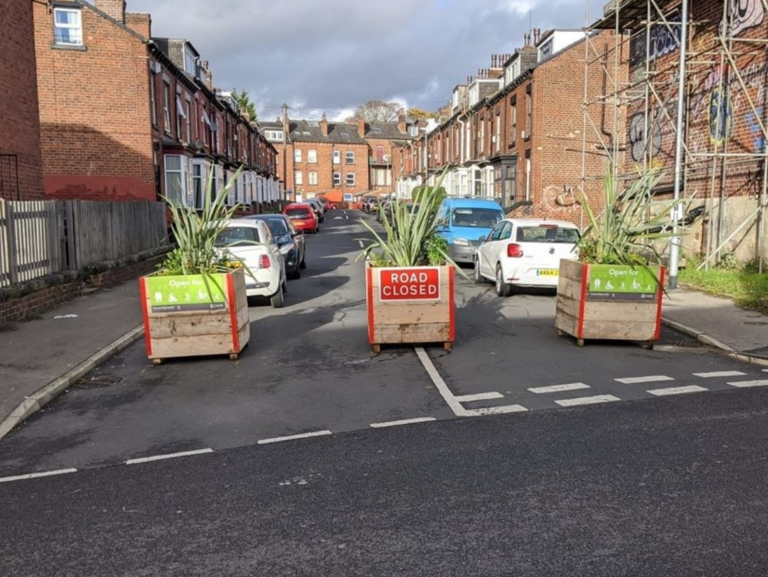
537,269 -> 559,276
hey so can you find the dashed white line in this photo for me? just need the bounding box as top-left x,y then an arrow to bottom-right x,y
615,375 -> 674,384
648,385 -> 708,396
464,405 -> 528,416
555,395 -> 620,407
727,379 -> 768,388
257,430 -> 333,445
370,417 -> 437,428
358,240 -> 365,248
454,392 -> 505,402
0,468 -> 77,484
693,371 -> 747,378
126,448 -> 213,465
528,383 -> 590,394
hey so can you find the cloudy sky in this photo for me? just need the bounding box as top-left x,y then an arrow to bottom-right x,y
128,0 -> 604,121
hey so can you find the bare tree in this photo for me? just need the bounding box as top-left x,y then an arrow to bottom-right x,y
348,100 -> 400,123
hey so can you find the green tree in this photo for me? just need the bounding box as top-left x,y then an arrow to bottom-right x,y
232,88 -> 257,121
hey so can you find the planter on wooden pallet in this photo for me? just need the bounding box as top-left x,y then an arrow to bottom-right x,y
139,269 -> 250,364
366,264 -> 455,354
555,259 -> 664,349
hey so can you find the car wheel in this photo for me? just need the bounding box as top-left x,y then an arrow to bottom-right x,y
270,284 -> 285,308
495,264 -> 512,297
474,257 -> 484,284
300,254 -> 307,269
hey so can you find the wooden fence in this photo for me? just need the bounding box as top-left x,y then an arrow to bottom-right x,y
0,199 -> 169,288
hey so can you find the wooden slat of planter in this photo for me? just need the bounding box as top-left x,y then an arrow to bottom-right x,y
148,313 -> 233,339
580,320 -> 657,341
374,322 -> 452,344
151,333 -> 238,359
583,300 -> 658,322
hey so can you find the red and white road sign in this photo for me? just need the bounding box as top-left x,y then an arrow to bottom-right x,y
378,267 -> 441,301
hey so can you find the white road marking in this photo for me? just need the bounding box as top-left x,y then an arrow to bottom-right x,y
358,240 -> 365,248
415,347 -> 467,416
693,371 -> 747,378
555,395 -> 620,407
257,430 -> 333,444
727,379 -> 768,388
528,382 -> 590,394
464,405 -> 528,416
370,417 -> 437,428
454,392 -> 505,402
126,448 -> 213,465
615,375 -> 674,384
0,468 -> 77,484
648,385 -> 708,396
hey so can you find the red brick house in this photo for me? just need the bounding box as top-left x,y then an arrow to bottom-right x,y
1,0 -> 44,200
31,0 -> 278,206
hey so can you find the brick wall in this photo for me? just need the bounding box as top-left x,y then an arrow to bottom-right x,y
33,2 -> 155,201
0,0 -> 44,200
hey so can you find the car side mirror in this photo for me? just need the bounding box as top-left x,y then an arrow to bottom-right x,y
436,224 -> 447,232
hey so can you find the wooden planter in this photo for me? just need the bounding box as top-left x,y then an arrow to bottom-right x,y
139,269 -> 250,363
366,264 -> 455,353
555,259 -> 664,349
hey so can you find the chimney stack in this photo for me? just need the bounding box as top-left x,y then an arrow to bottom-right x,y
320,113 -> 329,136
357,116 -> 366,138
397,108 -> 407,134
94,0 -> 126,23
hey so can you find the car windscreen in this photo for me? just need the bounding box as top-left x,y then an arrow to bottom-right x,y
516,225 -> 580,243
215,226 -> 262,246
450,208 -> 503,228
263,218 -> 289,236
286,208 -> 310,217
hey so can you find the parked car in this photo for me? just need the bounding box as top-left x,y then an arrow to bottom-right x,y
305,198 -> 325,222
284,203 -> 319,233
247,214 -> 306,279
474,218 -> 580,296
435,198 -> 505,264
215,219 -> 287,308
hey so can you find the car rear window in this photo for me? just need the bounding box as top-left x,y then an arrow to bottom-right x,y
516,225 -> 580,243
286,208 -> 310,217
215,226 -> 262,246
451,208 -> 503,228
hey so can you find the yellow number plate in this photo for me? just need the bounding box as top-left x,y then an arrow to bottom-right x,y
537,269 -> 559,277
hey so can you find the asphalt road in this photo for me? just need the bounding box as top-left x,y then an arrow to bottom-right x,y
0,209 -> 764,477
2,387 -> 768,576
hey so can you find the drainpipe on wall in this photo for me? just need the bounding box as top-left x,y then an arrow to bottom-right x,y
525,158 -> 531,201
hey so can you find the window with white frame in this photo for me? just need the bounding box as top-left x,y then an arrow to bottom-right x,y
149,72 -> 157,126
53,7 -> 83,47
176,91 -> 185,140
165,155 -> 191,206
333,150 -> 341,164
295,170 -> 303,185
307,149 -> 317,164
345,151 -> 355,165
308,171 -> 318,185
346,173 -> 355,186
294,149 -> 302,163
191,160 -> 210,209
333,171 -> 341,186
184,96 -> 191,143
163,82 -> 171,134
495,112 -> 501,153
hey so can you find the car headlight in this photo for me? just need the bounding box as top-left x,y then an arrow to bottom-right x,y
453,238 -> 469,246
279,242 -> 296,254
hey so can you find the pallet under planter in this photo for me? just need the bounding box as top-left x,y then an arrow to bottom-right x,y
555,259 -> 664,349
366,264 -> 455,354
140,270 -> 250,364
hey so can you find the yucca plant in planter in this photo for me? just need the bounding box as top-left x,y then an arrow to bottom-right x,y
140,168 -> 252,364
359,180 -> 466,353
556,168 -> 690,349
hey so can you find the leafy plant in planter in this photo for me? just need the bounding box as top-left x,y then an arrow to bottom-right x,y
140,168 -> 253,363
359,181 -> 466,353
556,168 -> 691,348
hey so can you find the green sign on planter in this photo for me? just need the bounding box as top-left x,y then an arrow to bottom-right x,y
146,274 -> 227,313
586,265 -> 659,301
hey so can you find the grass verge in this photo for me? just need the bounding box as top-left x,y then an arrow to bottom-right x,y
679,267 -> 768,315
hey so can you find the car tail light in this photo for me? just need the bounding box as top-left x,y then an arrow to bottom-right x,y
259,254 -> 271,269
507,243 -> 524,258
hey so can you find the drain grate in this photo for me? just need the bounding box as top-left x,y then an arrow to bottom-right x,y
73,376 -> 123,389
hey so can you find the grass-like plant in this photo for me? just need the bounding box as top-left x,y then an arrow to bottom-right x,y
578,168 -> 691,270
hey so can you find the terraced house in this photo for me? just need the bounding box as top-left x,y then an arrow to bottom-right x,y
31,0 -> 279,207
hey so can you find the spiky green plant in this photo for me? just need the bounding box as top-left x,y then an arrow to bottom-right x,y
578,167 -> 692,270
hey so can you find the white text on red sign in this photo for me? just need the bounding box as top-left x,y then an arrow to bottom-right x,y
379,268 -> 441,301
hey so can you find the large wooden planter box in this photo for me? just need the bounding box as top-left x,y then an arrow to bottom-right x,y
139,269 -> 250,363
555,259 -> 664,349
366,264 -> 455,353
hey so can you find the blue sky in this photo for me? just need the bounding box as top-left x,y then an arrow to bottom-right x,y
127,0 -> 605,121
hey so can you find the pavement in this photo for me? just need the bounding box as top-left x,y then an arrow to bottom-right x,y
0,254 -> 766,443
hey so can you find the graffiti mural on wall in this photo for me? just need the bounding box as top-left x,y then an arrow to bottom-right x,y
721,0 -> 765,37
745,106 -> 766,152
629,111 -> 663,162
630,14 -> 682,63
709,86 -> 735,145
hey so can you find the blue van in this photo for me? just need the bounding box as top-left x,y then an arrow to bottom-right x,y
435,198 -> 505,264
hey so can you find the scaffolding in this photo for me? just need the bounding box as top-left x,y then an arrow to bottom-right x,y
581,0 -> 768,273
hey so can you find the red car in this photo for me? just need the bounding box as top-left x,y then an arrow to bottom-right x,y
284,203 -> 319,233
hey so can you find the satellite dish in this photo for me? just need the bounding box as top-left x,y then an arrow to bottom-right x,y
193,140 -> 205,150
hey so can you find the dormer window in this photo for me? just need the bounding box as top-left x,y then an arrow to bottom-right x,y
184,46 -> 197,76
53,7 -> 83,47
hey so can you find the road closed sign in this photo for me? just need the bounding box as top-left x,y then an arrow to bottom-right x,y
378,267 -> 441,301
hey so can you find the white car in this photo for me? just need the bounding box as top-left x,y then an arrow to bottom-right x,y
215,219 -> 287,308
473,218 -> 580,296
